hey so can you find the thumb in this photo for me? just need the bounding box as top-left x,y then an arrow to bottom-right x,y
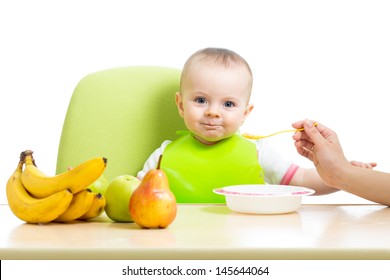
303,119 -> 327,146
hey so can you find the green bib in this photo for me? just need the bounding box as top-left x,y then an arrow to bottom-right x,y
161,132 -> 265,203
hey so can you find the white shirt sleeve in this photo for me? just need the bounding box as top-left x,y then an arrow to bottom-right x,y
255,139 -> 296,185
137,140 -> 172,180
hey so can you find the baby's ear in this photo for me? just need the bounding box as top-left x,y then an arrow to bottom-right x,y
241,103 -> 254,125
244,103 -> 254,117
175,92 -> 184,117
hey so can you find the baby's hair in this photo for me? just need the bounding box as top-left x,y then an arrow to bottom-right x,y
180,47 -> 253,90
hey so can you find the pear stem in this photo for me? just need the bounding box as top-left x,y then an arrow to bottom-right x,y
157,155 -> 163,170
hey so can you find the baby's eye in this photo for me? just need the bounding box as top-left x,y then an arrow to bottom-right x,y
224,101 -> 235,108
195,97 -> 207,104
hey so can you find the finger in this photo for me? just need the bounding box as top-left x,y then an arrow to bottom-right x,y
292,120 -> 305,129
292,130 -> 302,141
302,119 -> 328,146
292,119 -> 318,130
350,160 -> 378,169
293,130 -> 314,142
294,140 -> 315,161
363,162 -> 377,169
350,160 -> 364,168
292,119 -> 319,141
308,121 -> 336,141
300,146 -> 314,161
294,137 -> 314,151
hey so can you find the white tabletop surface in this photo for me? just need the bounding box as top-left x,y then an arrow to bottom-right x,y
1,203 -> 390,260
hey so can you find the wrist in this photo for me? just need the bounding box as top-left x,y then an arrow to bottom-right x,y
332,162 -> 358,190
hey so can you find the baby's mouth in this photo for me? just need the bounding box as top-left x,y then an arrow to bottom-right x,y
202,123 -> 222,130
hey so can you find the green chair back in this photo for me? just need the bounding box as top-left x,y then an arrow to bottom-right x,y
56,66 -> 186,181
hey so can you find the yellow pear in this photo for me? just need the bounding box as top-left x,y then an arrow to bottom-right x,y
129,155 -> 177,228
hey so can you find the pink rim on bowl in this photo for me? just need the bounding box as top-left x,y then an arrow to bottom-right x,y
213,186 -> 315,197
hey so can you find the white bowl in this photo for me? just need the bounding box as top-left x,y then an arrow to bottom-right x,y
213,185 -> 315,214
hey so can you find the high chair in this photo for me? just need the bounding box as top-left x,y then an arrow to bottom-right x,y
56,66 -> 186,180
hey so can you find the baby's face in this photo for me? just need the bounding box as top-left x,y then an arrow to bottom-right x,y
176,61 -> 253,145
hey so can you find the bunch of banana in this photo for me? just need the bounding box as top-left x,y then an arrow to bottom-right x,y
6,150 -> 107,224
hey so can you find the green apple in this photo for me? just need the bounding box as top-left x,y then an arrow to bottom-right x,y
104,175 -> 141,222
88,174 -> 109,195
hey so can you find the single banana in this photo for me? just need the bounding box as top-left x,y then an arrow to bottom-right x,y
6,160 -> 73,224
54,189 -> 95,222
21,150 -> 107,198
79,193 -> 106,220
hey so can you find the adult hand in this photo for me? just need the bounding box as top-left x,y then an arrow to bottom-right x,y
292,119 -> 377,185
293,120 -> 390,206
292,119 -> 350,186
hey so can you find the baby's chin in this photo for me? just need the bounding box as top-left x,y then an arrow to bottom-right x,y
193,134 -> 230,145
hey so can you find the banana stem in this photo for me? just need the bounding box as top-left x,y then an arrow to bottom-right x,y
20,150 -> 37,166
22,150 -> 37,166
19,151 -> 27,162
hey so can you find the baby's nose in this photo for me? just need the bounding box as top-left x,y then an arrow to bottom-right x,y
205,107 -> 220,118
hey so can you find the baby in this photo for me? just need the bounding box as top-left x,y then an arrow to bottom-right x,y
138,48 -> 339,203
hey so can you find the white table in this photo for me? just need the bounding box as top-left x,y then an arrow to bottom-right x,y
1,203 -> 390,259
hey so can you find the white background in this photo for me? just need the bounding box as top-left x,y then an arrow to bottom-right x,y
1,0 -> 389,205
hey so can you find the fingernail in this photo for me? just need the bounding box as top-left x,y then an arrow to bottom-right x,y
304,119 -> 313,127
